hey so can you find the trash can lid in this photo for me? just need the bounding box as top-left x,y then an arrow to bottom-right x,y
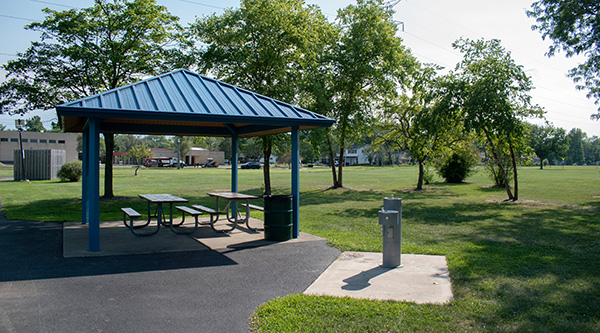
264,195 -> 293,202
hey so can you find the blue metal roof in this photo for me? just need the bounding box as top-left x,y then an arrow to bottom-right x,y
56,69 -> 334,137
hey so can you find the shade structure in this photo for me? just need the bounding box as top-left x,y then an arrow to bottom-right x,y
55,69 -> 335,251
58,69 -> 334,137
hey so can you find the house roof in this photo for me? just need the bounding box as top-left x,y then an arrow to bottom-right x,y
56,69 -> 335,138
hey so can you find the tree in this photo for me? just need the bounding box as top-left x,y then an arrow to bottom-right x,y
446,38 -> 544,201
583,135 -> 600,165
299,136 -> 317,163
189,0 -> 331,195
436,143 -> 480,183
566,128 -> 586,165
194,137 -> 225,152
48,121 -> 63,133
25,116 -> 45,132
142,135 -> 171,149
527,123 -> 568,169
0,0 -> 182,198
126,143 -> 152,176
527,1 -> 600,118
238,137 -> 264,161
325,0 -> 412,188
170,136 -> 192,167
379,62 -> 461,190
115,134 -> 142,153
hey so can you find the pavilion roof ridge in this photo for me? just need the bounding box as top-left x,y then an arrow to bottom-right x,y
59,68 -> 329,121
56,68 -> 334,137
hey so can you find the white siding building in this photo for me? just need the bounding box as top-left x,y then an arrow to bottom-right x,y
0,131 -> 79,164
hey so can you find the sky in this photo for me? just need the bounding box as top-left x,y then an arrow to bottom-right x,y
1,0 -> 598,137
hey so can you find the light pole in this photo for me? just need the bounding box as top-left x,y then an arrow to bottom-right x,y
14,119 -> 27,181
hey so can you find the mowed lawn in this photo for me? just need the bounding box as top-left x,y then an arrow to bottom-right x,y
0,164 -> 599,331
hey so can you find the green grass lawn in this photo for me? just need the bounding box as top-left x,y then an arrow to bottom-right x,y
0,166 -> 13,179
0,164 -> 599,331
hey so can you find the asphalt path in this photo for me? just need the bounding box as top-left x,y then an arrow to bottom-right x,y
0,208 -> 340,332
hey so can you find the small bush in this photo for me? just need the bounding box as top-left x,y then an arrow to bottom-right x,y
57,160 -> 82,182
423,167 -> 434,185
438,153 -> 474,183
486,159 -> 513,187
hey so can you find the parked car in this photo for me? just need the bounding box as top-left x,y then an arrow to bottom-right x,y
241,161 -> 261,169
144,158 -> 184,167
202,158 -> 219,168
169,159 -> 185,167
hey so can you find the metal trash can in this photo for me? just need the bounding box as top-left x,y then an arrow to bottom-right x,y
379,195 -> 402,268
264,195 -> 293,241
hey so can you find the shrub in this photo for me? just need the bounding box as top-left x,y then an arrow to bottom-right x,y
57,160 -> 82,182
486,159 -> 513,188
423,167 -> 434,185
436,144 -> 480,183
437,153 -> 473,183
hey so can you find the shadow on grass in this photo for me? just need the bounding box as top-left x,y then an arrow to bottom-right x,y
301,187 -> 452,206
301,191 -> 600,330
438,201 -> 600,331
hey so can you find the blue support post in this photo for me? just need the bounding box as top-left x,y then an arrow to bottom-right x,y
291,126 -> 300,238
81,125 -> 88,225
86,118 -> 101,252
230,134 -> 239,217
231,134 -> 238,193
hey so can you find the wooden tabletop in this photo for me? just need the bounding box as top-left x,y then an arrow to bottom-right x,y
207,192 -> 260,200
138,194 -> 188,203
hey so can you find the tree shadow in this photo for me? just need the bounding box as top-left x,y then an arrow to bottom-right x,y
435,201 -> 600,330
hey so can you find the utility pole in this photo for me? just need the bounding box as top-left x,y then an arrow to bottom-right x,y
15,119 -> 27,181
177,136 -> 181,169
382,0 -> 405,31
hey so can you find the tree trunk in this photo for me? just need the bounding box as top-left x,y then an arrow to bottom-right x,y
326,136 -> 338,188
103,133 -> 114,198
509,141 -> 519,201
416,160 -> 424,190
337,147 -> 344,188
484,130 -> 513,200
262,141 -> 272,196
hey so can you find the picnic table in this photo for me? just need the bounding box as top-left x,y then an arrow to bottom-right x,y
205,192 -> 261,232
129,194 -> 188,235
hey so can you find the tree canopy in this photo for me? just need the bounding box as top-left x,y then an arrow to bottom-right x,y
527,122 -> 568,169
444,38 -> 544,200
126,143 -> 152,176
324,0 -> 413,188
566,128 -> 586,165
0,0 -> 183,198
528,0 -> 600,118
25,116 -> 46,132
189,0 -> 332,194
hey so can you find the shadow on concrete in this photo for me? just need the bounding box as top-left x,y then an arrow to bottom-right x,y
342,265 -> 394,291
0,219 -> 236,283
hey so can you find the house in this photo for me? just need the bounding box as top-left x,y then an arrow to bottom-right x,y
260,155 -> 277,164
343,145 -> 370,165
185,147 -> 225,166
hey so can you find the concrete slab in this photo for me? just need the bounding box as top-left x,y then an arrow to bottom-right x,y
63,220 -> 209,257
189,217 -> 326,251
304,251 -> 453,304
63,216 -> 327,257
